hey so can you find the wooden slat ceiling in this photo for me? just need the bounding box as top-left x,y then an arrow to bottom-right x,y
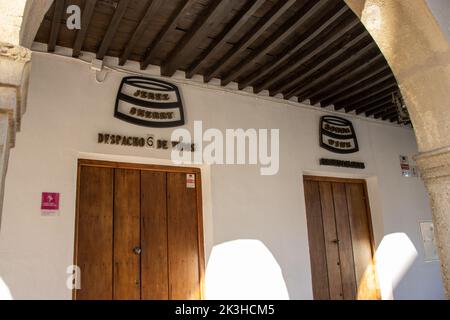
34,0 -> 405,124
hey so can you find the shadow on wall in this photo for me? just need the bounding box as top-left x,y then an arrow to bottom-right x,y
205,240 -> 290,300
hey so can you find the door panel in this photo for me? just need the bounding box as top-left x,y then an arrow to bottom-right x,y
75,161 -> 204,300
304,180 -> 330,300
113,169 -> 141,300
319,182 -> 344,300
167,172 -> 201,300
141,171 -> 169,300
76,166 -> 114,300
332,183 -> 357,300
304,176 -> 379,300
346,183 -> 380,300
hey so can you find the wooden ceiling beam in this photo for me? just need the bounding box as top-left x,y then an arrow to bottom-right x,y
204,0 -> 297,83
345,89 -> 394,113
364,101 -> 393,117
335,81 -> 397,110
161,0 -> 233,77
352,96 -> 392,114
310,60 -> 387,105
72,0 -> 97,57
221,0 -> 334,87
360,101 -> 393,116
373,107 -> 395,119
37,0 -> 404,124
258,18 -> 362,95
389,113 -> 400,122
186,0 -> 266,79
283,39 -> 376,100
48,0 -> 66,52
366,102 -> 394,117
119,0 -> 165,66
311,55 -> 385,106
381,110 -> 398,121
239,5 -> 349,91
96,0 -> 130,60
327,71 -> 395,110
141,0 -> 193,70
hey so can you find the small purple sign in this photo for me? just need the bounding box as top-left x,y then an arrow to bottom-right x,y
41,192 -> 60,212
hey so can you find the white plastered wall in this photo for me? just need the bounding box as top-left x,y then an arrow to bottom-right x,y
0,52 -> 445,300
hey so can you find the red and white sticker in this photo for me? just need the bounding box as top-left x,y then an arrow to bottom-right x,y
186,174 -> 196,189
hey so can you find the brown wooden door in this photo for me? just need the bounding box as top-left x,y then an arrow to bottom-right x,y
74,160 -> 204,300
140,171 -> 169,300
303,176 -> 380,300
74,166 -> 114,300
167,172 -> 201,300
113,169 -> 141,300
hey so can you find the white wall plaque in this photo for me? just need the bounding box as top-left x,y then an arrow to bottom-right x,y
420,221 -> 439,262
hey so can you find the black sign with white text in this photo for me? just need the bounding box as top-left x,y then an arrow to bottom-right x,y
320,116 -> 359,154
115,76 -> 185,128
320,158 -> 366,170
97,133 -> 195,152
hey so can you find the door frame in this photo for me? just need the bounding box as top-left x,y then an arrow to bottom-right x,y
73,159 -> 206,300
303,175 -> 380,299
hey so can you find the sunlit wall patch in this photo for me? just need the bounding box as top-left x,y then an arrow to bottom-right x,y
115,76 -> 185,128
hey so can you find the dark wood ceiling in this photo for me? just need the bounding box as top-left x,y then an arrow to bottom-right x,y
34,0 -> 405,124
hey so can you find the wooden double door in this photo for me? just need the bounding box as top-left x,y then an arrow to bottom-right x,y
73,160 -> 204,300
303,176 -> 380,300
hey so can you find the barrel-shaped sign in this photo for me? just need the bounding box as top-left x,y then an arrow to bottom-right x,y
115,76 -> 185,128
320,116 -> 359,154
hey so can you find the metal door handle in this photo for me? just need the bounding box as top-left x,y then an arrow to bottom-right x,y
133,247 -> 142,255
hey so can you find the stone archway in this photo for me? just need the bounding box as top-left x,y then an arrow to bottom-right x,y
345,0 -> 450,298
0,0 -> 448,299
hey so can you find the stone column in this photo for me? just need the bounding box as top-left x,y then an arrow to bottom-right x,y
0,113 -> 11,228
0,0 -> 53,229
415,149 -> 450,297
344,0 -> 450,298
0,42 -> 31,228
